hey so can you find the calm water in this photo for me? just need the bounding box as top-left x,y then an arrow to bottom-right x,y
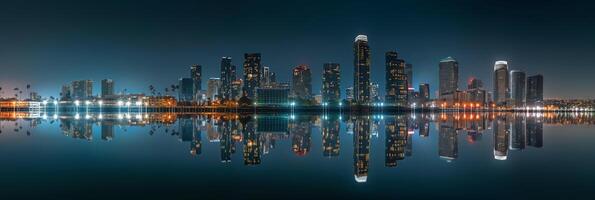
0,112 -> 594,199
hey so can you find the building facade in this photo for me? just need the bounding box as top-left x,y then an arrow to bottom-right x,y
510,70 -> 526,108
101,79 -> 115,98
219,57 -> 235,100
291,64 -> 312,100
526,74 -> 544,107
207,78 -> 221,101
256,88 -> 289,106
385,51 -> 407,106
439,56 -> 459,98
353,35 -> 371,104
71,80 -> 93,100
191,64 -> 202,100
178,78 -> 194,102
322,63 -> 341,105
493,61 -> 509,106
243,53 -> 261,99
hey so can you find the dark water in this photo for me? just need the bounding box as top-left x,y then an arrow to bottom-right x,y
0,112 -> 594,199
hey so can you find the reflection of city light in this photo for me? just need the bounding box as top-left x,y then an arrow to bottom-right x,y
74,113 -> 80,119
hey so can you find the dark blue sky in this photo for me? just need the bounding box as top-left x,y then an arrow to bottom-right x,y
1,0 -> 594,98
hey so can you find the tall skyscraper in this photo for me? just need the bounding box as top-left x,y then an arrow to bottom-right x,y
510,70 -> 526,108
385,51 -> 408,106
261,66 -> 273,87
405,63 -> 413,88
526,74 -> 544,107
219,57 -> 235,100
71,80 -> 93,100
370,82 -> 380,102
243,53 -> 261,98
493,61 -> 509,106
322,63 -> 341,105
419,83 -> 430,102
346,87 -> 354,102
207,78 -> 221,100
353,116 -> 370,183
178,78 -> 194,102
101,79 -> 114,97
353,35 -> 371,104
191,64 -> 202,99
322,117 -> 340,157
439,56 -> 459,98
291,64 -> 312,100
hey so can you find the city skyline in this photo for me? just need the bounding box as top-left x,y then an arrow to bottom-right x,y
1,0 -> 594,99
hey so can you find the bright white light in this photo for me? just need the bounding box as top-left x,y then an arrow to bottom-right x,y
53,100 -> 58,105
85,100 -> 91,105
42,100 -> 48,105
74,113 -> 80,119
126,101 -> 131,107
42,114 -> 48,119
339,102 -> 343,106
98,114 -> 103,119
135,101 -> 142,106
85,114 -> 91,119
74,100 -> 80,106
135,114 -> 142,119
380,102 -> 384,107
53,114 -> 58,119
117,114 -> 123,119
98,100 -> 103,105
117,100 -> 124,106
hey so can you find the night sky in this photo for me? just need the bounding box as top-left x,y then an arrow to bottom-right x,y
1,0 -> 594,99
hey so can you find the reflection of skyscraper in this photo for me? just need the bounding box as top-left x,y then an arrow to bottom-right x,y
101,121 -> 114,141
510,70 -> 526,108
353,117 -> 370,183
220,119 -> 235,162
353,35 -> 371,104
419,121 -> 429,137
243,53 -> 261,98
385,51 -> 407,106
439,57 -> 459,98
494,116 -> 510,160
322,117 -> 340,157
385,116 -> 407,167
439,121 -> 458,160
494,61 -> 509,106
322,63 -> 341,105
241,118 -> 260,165
510,115 -> 526,150
291,119 -> 311,156
179,117 -> 194,142
526,116 -> 543,148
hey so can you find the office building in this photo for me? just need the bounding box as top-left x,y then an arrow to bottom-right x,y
191,64 -> 202,99
385,51 -> 408,106
467,77 -> 483,89
207,78 -> 221,100
494,61 -> 509,106
439,56 -> 459,98
291,64 -> 312,100
419,83 -> 430,103
101,79 -> 115,98
510,70 -> 526,108
71,80 -> 93,100
219,57 -> 236,99
405,63 -> 413,88
526,74 -> 544,107
322,63 -> 341,105
353,35 -> 371,104
243,53 -> 261,98
60,85 -> 72,100
178,78 -> 194,102
256,88 -> 289,106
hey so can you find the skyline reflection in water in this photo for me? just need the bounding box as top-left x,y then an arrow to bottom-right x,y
0,112 -> 593,199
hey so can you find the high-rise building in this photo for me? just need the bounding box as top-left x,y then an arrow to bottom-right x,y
526,74 -> 544,107
405,63 -> 413,88
385,51 -> 408,106
243,53 -> 261,99
346,87 -> 354,102
510,70 -> 526,108
385,116 -> 407,167
322,63 -> 341,105
101,79 -> 114,98
60,85 -> 72,100
419,83 -> 430,102
493,61 -> 509,106
291,64 -> 312,100
261,66 -> 274,87
207,78 -> 221,100
493,116 -> 510,160
353,35 -> 371,104
219,57 -> 235,100
370,82 -> 380,102
439,56 -> 459,98
191,64 -> 202,99
178,78 -> 194,102
467,77 -> 483,90
231,79 -> 244,100
71,80 -> 93,100
353,117 -> 370,183
439,121 -> 458,160
322,117 -> 340,157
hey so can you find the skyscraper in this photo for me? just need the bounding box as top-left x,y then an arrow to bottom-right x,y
60,85 -> 71,100
191,64 -> 202,99
178,78 -> 194,102
353,35 -> 371,104
405,63 -> 413,88
526,74 -> 544,107
101,79 -> 114,98
493,61 -> 509,106
510,70 -> 526,108
419,83 -> 430,103
243,53 -> 261,98
467,77 -> 483,90
346,87 -> 354,102
219,57 -> 235,100
71,80 -> 93,100
291,64 -> 312,100
207,78 -> 221,100
353,116 -> 370,183
439,56 -> 459,98
322,63 -> 341,105
385,51 -> 408,106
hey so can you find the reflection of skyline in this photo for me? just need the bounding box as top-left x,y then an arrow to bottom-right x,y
1,112 -> 562,183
